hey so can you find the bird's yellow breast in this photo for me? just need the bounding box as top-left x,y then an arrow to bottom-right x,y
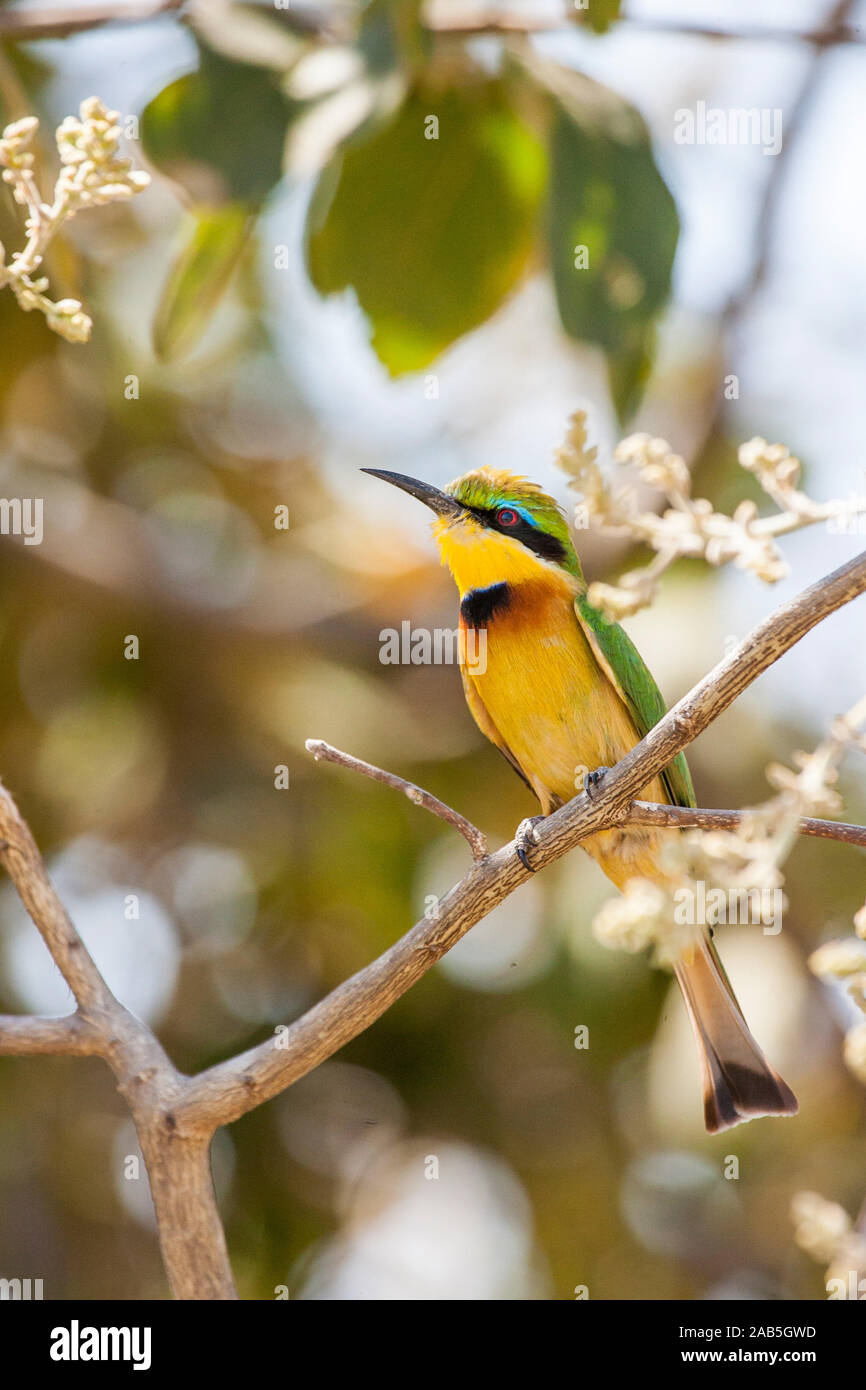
462,578 -> 641,806
457,573 -> 670,886
433,510 -> 669,883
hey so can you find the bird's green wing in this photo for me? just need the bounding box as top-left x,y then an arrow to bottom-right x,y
574,592 -> 696,809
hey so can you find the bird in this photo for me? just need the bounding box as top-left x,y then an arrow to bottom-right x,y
363,463 -> 798,1133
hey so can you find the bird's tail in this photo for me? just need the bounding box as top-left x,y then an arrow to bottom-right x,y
674,934 -> 798,1133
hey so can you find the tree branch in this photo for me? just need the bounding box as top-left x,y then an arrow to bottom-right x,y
174,547 -> 866,1132
0,1012 -> 101,1055
0,781 -> 237,1300
2,0 -> 863,46
2,546 -> 864,1294
628,801 -> 866,848
618,11 -> 865,49
0,784 -> 116,1015
303,746 -> 866,862
721,0 -> 858,329
305,738 -> 488,860
0,0 -> 183,40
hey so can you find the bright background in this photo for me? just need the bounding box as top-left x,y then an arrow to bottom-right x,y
0,0 -> 863,1299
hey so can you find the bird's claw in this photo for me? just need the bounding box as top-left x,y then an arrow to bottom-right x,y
515,815 -> 545,872
583,766 -> 611,800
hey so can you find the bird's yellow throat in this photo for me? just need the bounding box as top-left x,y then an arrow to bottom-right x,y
432,513 -> 579,600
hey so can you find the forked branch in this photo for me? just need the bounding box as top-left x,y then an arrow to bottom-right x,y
1,546 -> 864,1297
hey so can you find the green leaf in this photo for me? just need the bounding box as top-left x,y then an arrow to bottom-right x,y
306,79 -> 546,374
548,101 -> 678,421
142,43 -> 290,359
152,206 -> 253,362
580,0 -> 622,36
358,0 -> 427,72
141,44 -> 289,208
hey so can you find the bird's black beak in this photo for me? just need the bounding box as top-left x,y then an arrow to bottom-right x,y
361,468 -> 464,520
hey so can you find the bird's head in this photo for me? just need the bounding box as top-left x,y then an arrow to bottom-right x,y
363,465 -> 582,595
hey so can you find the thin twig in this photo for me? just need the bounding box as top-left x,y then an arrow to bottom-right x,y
0,1013 -> 101,1055
628,801 -> 866,848
0,783 -> 115,1013
696,0 -> 860,460
302,749 -> 865,854
722,0 -> 858,327
305,738 -> 488,860
425,2 -> 865,44
2,0 -> 863,45
0,0 -> 183,40
620,13 -> 865,48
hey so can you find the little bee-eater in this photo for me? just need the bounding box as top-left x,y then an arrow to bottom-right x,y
364,464 -> 798,1133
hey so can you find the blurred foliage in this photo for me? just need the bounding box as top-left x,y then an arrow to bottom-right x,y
141,44 -> 290,359
0,0 -> 862,1305
142,45 -> 290,207
150,205 -> 254,360
307,77 -> 547,373
583,0 -> 623,35
132,1 -> 678,414
548,101 -> 679,419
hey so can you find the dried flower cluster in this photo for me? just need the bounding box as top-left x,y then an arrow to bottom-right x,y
592,874 -> 697,968
592,697 -> 866,969
791,1191 -> 866,1296
806,698 -> 866,1087
0,97 -> 149,342
556,412 -> 866,619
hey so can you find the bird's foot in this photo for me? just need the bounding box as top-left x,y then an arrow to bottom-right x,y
583,766 -> 611,800
515,815 -> 545,872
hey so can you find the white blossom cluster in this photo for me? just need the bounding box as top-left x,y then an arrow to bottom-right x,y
556,411 -> 866,620
0,97 -> 149,343
592,697 -> 866,972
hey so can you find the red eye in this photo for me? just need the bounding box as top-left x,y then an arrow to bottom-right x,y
496,507 -> 519,528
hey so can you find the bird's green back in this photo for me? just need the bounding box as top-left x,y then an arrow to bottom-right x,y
574,592 -> 696,809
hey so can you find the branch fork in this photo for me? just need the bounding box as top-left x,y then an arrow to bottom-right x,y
0,547 -> 864,1297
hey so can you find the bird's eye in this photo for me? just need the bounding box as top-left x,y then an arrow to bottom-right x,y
496,507 -> 519,528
